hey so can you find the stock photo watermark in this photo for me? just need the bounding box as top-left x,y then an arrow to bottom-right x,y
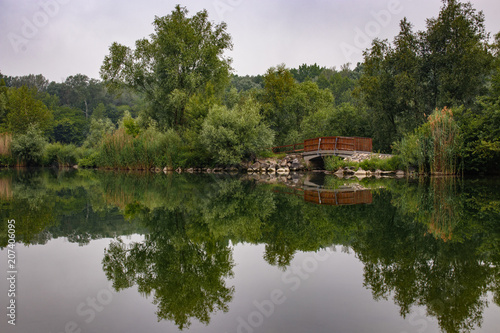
6,219 -> 17,326
339,0 -> 406,62
228,247 -> 335,333
213,0 -> 244,20
50,282 -> 115,333
7,0 -> 71,54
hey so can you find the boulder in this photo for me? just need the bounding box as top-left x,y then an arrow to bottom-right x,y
277,167 -> 290,174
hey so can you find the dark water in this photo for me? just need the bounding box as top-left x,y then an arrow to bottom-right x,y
0,169 -> 499,333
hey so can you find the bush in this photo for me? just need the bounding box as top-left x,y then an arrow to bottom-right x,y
11,125 -> 47,166
44,143 -> 80,167
78,151 -> 99,168
324,155 -> 353,171
200,99 -> 274,165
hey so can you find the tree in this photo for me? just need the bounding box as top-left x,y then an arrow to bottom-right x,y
200,99 -> 274,165
290,63 -> 325,82
423,0 -> 491,108
6,86 -> 53,135
52,106 -> 88,145
100,5 -> 233,130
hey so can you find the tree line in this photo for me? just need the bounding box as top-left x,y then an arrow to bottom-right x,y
0,0 -> 499,173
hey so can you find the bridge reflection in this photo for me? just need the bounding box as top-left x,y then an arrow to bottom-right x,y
274,186 -> 373,206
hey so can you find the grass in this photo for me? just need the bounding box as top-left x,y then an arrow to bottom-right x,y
325,155 -> 404,172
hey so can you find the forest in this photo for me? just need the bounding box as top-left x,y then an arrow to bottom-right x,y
0,0 -> 499,174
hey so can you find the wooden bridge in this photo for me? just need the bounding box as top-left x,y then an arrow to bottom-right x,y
271,136 -> 373,167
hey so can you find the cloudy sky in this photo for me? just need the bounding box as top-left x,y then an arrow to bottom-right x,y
1,0 -> 500,82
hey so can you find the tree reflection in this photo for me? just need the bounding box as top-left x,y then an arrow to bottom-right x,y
355,177 -> 500,333
102,206 -> 235,329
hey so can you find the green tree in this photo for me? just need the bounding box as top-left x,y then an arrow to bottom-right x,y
52,106 -> 88,145
424,0 -> 491,108
6,86 -> 53,135
83,117 -> 115,148
200,98 -> 274,165
100,5 -> 233,130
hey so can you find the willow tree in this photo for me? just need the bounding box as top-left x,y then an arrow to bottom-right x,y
100,5 -> 233,130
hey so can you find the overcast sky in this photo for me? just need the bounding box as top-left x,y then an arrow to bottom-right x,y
1,0 -> 500,82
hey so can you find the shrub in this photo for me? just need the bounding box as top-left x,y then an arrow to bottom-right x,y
200,99 -> 274,165
324,155 -> 353,171
11,125 -> 47,166
44,143 -> 79,167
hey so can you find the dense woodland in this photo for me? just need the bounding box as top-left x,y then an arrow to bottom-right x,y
0,0 -> 499,174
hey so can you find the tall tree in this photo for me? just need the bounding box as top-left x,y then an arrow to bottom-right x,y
100,5 -> 233,130
423,0 -> 491,108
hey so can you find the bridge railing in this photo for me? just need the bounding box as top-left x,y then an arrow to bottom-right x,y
269,136 -> 372,154
303,136 -> 372,152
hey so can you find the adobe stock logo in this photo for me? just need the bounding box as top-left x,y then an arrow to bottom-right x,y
7,0 -> 71,53
340,0 -> 405,62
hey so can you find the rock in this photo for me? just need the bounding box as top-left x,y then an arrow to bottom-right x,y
396,170 -> 405,177
175,167 -> 182,173
251,162 -> 260,170
277,167 -> 290,174
186,168 -> 194,173
280,159 -> 288,167
334,168 -> 344,177
290,162 -> 301,171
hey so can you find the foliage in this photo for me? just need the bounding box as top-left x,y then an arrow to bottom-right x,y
10,125 -> 47,166
6,86 -> 53,135
300,102 -> 370,140
83,117 -> 115,148
395,108 -> 461,174
100,5 -> 232,130
357,1 -> 491,152
43,142 -> 80,167
200,99 -> 274,165
52,106 -> 88,145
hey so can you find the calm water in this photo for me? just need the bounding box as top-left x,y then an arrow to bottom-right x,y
0,170 -> 499,333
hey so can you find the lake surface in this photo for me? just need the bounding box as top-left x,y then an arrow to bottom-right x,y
0,169 -> 499,333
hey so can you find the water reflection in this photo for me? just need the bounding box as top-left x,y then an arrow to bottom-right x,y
1,170 -> 499,332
